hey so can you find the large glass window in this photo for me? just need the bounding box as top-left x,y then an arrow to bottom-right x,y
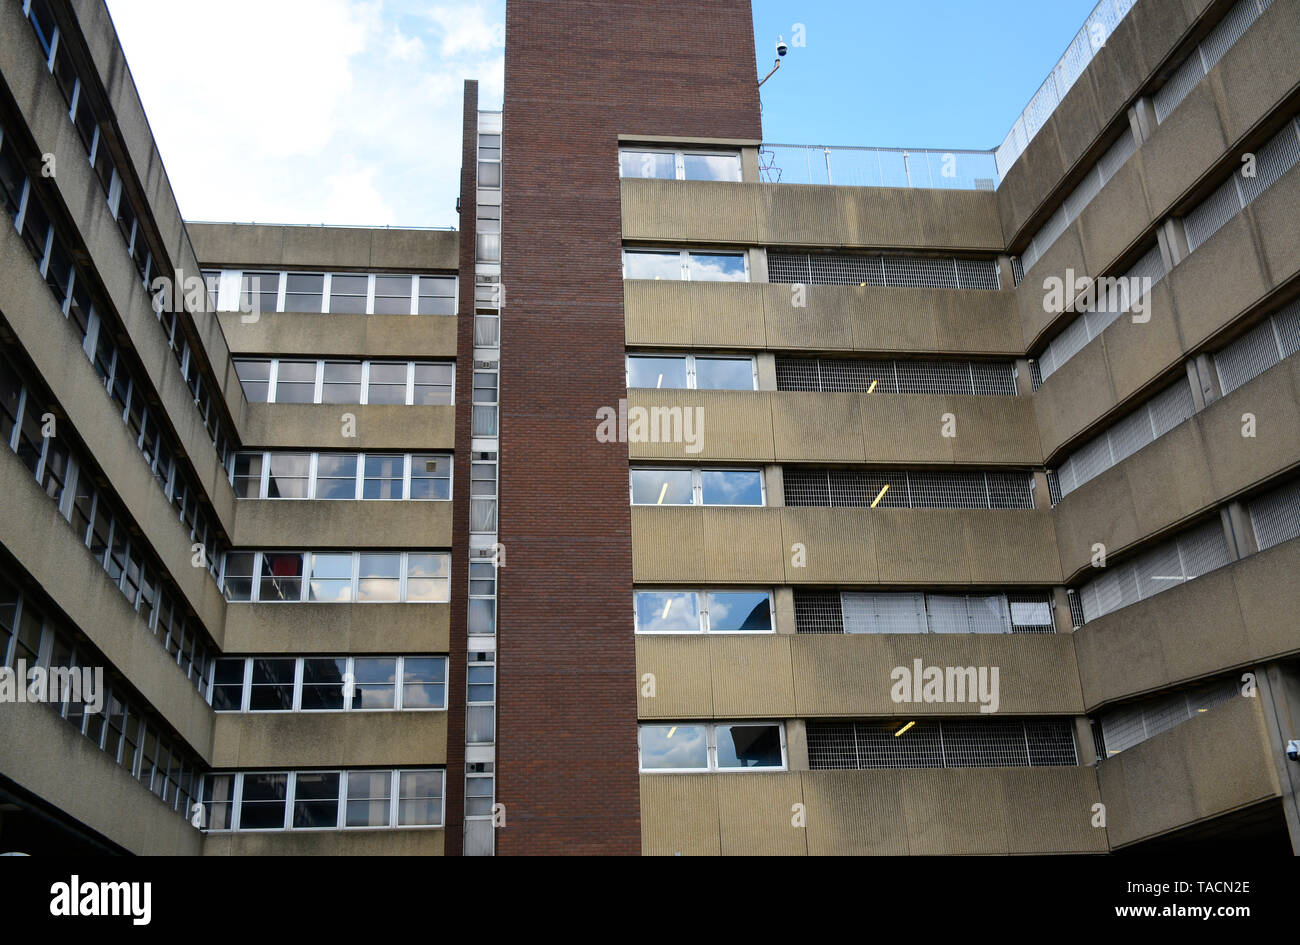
292,772 -> 341,828
314,453 -> 358,499
238,773 -> 288,829
626,353 -> 755,390
630,468 -> 764,506
322,361 -> 362,404
329,274 -> 369,314
346,770 -> 392,827
634,589 -> 774,633
308,553 -> 353,603
622,249 -> 748,281
266,453 -> 310,499
398,770 -> 444,826
639,722 -> 786,771
619,149 -> 742,182
233,360 -> 453,405
248,658 -> 295,710
373,275 -> 412,315
630,468 -> 694,505
283,273 -> 324,313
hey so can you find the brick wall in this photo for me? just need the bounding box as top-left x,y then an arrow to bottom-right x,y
497,0 -> 763,855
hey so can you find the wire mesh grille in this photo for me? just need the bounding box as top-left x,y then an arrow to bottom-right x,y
1215,310 -> 1285,395
1097,675 -> 1240,757
795,590 -> 1054,634
783,468 -> 1034,509
775,357 -> 1016,396
1045,469 -> 1063,506
1185,116 -> 1300,250
1011,256 -> 1025,287
1054,377 -> 1196,497
767,252 -> 1000,290
1153,0 -> 1267,123
808,719 -> 1077,769
1076,518 -> 1231,623
1038,243 -> 1165,383
1248,476 -> 1300,552
792,589 -> 843,634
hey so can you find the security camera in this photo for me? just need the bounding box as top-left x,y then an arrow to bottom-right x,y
1288,739 -> 1300,763
776,37 -> 788,57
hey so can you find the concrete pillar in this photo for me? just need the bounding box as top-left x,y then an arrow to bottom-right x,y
1256,663 -> 1300,855
764,463 -> 785,506
1013,357 -> 1034,395
785,718 -> 810,770
755,351 -> 777,391
1074,716 -> 1098,766
740,145 -> 761,184
748,247 -> 769,283
773,585 -> 795,635
1129,99 -> 1158,144
1051,586 -> 1077,633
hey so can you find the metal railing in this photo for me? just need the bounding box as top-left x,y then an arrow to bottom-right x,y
760,144 -> 998,190
994,0 -> 1140,179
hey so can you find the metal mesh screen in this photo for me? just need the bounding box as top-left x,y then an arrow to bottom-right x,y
1153,0 -> 1267,123
797,591 -> 1054,634
1076,518 -> 1231,623
783,469 -> 1033,510
1045,469 -> 1063,506
767,252 -> 999,290
1097,675 -> 1240,757
1215,313 -> 1284,395
1249,476 -> 1300,552
792,589 -> 844,634
1184,174 -> 1243,251
775,358 -> 1015,396
1054,378 -> 1196,497
808,719 -> 1077,769
1066,589 -> 1085,629
1039,243 -> 1165,382
1011,256 -> 1025,287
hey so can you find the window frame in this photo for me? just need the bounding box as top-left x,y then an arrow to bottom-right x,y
621,248 -> 750,282
232,359 -> 455,406
230,450 -> 452,502
618,147 -> 743,182
632,588 -> 776,634
637,721 -> 787,773
201,768 -> 445,832
625,352 -> 758,391
214,270 -> 456,316
211,655 -> 448,713
219,550 -> 451,604
629,466 -> 766,507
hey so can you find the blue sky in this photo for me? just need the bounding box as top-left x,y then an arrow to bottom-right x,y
752,0 -> 1102,150
107,0 -> 1102,229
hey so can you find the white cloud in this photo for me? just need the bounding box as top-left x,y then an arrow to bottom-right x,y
105,0 -> 505,228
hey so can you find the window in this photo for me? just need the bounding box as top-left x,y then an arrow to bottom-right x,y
309,553 -> 353,602
266,453 -> 310,499
224,551 -> 450,604
322,361 -> 362,404
410,454 -> 451,500
238,773 -> 289,829
240,271 -> 280,315
213,656 -> 448,712
398,770 -> 444,826
283,273 -> 324,313
619,148 -> 742,182
232,360 -> 455,406
372,275 -> 413,315
363,454 -> 403,499
248,658 -> 295,710
639,722 -> 786,772
329,274 -> 369,314
633,589 -> 774,633
314,453 -> 358,499
622,249 -> 749,282
630,468 -> 764,506
357,554 -> 400,603
292,772 -> 341,829
346,770 -> 392,827
418,276 -> 456,315
626,353 -> 756,390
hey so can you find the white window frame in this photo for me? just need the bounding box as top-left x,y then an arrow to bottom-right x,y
621,248 -> 750,282
618,147 -> 742,182
632,588 -> 775,634
219,550 -> 451,604
218,269 -> 455,315
205,769 -> 445,832
212,655 -> 448,713
637,721 -> 787,773
625,352 -> 758,390
629,467 -> 766,507
231,450 -> 452,502
234,358 -> 455,406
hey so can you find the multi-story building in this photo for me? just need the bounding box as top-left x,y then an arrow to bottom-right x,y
0,0 -> 1297,856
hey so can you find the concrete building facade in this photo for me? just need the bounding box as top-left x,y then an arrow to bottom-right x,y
0,0 -> 1297,855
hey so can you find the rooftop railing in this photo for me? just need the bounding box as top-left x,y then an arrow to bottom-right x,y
760,0 -> 1142,190
994,0 -> 1139,179
759,144 -> 999,190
